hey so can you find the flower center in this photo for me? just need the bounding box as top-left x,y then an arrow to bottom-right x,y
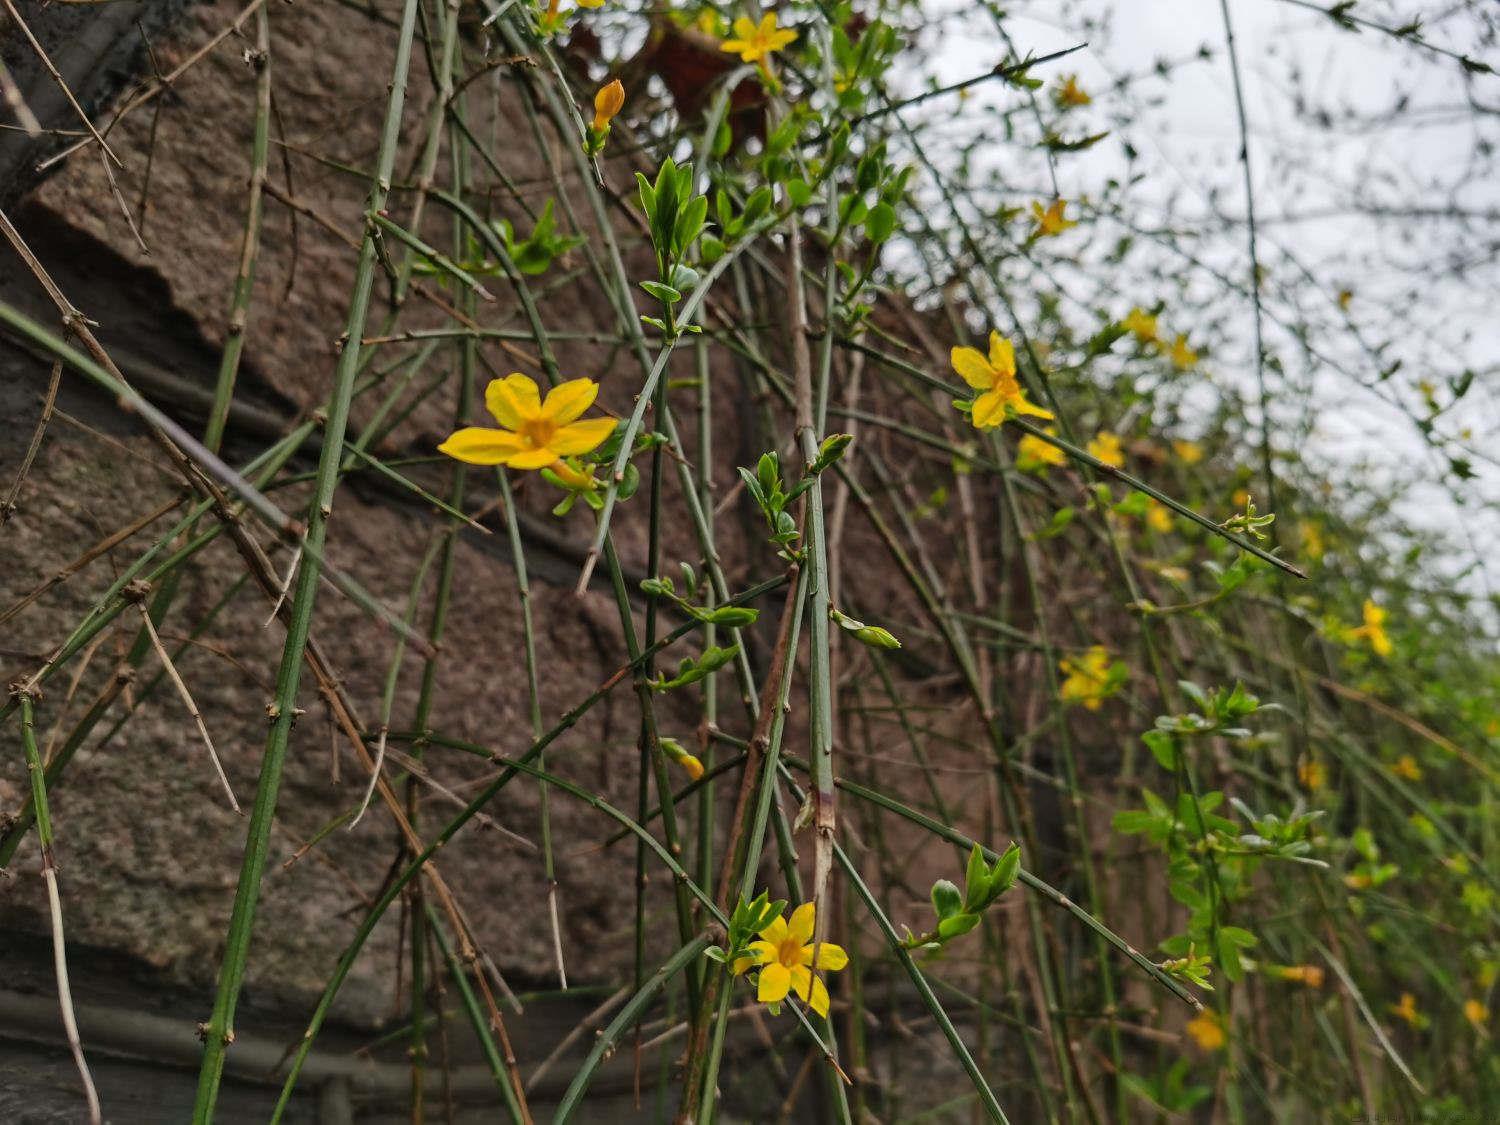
777,938 -> 803,967
519,416 -> 557,450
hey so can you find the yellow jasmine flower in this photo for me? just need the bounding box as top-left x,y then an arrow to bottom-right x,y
1344,871 -> 1372,890
1145,499 -> 1173,533
951,331 -> 1053,427
1277,964 -> 1325,988
732,901 -> 847,1017
1298,758 -> 1326,792
1348,599 -> 1392,657
1172,439 -> 1203,465
1232,487 -> 1251,508
1016,427 -> 1066,472
1059,646 -> 1116,710
1030,198 -> 1077,237
1168,333 -> 1197,370
660,736 -> 705,781
1390,992 -> 1424,1028
720,13 -> 797,63
1391,754 -> 1422,782
1086,431 -> 1124,468
1185,1011 -> 1226,1051
1122,306 -> 1159,345
439,373 -> 616,470
695,9 -> 723,35
1054,74 -> 1091,107
1299,520 -> 1325,560
591,79 -> 625,131
1464,998 -> 1489,1029
1337,288 -> 1353,310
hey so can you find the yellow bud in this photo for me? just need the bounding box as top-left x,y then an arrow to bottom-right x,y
592,79 -> 625,132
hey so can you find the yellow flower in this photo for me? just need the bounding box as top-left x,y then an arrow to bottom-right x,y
591,79 -> 625,131
1016,427 -> 1066,472
439,373 -> 616,470
1278,964 -> 1325,989
575,0 -> 604,8
1055,74 -> 1091,107
1059,646 -> 1116,711
951,331 -> 1053,427
732,901 -> 847,1018
1145,499 -> 1174,533
1122,306 -> 1159,345
1168,333 -> 1197,370
1186,1011 -> 1226,1051
1298,758 -> 1326,792
1464,998 -> 1488,1029
1391,992 -> 1423,1028
1086,431 -> 1124,468
1031,198 -> 1078,237
1337,288 -> 1353,310
1348,599 -> 1392,657
660,736 -> 705,781
720,13 -> 797,63
1299,520 -> 1325,560
1232,488 -> 1251,508
1344,871 -> 1372,890
1172,439 -> 1203,465
1391,754 -> 1422,782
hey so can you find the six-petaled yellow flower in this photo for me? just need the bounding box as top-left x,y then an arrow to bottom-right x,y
720,13 -> 797,63
1017,427 -> 1066,472
439,373 -> 616,470
1299,520 -> 1326,560
1186,1011 -> 1226,1051
1391,754 -> 1422,782
1349,599 -> 1392,656
1172,438 -> 1203,465
952,331 -> 1053,427
1055,74 -> 1091,107
732,901 -> 847,1018
1059,646 -> 1115,710
1277,964 -> 1325,989
1146,499 -> 1173,533
1391,992 -> 1424,1028
592,79 -> 625,132
1168,333 -> 1197,370
1122,306 -> 1159,345
1031,198 -> 1078,237
1087,431 -> 1124,468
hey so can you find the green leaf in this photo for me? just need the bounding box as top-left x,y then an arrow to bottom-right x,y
937,911 -> 981,940
865,201 -> 897,244
987,843 -> 1021,900
964,844 -> 988,910
1143,729 -> 1178,770
930,878 -> 963,920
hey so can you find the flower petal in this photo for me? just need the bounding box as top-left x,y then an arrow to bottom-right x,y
787,902 -> 815,945
800,942 -> 848,971
986,332 -> 1015,379
504,448 -> 560,470
549,417 -> 617,456
790,966 -> 831,1018
1014,396 -> 1055,420
486,373 -> 541,427
438,427 -> 525,465
733,940 -> 779,976
731,16 -> 755,38
541,378 -> 600,425
758,914 -> 789,945
951,346 -> 995,390
970,389 -> 1007,430
757,962 -> 792,1004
